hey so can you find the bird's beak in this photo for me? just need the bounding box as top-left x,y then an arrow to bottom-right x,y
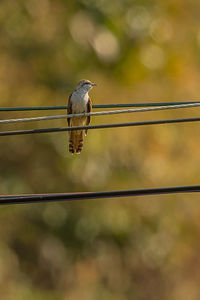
92,83 -> 97,86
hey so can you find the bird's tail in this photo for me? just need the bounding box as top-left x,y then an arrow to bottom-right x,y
69,130 -> 84,154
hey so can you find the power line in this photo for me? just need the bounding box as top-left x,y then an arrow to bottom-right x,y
1,102 -> 200,125
0,185 -> 200,205
0,116 -> 200,136
1,101 -> 200,112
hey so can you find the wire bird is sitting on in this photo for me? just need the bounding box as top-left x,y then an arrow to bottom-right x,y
67,80 -> 97,154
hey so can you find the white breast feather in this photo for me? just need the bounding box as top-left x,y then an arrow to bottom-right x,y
71,90 -> 88,113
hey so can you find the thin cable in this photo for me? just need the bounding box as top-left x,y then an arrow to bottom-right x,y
0,185 -> 200,205
1,101 -> 200,111
0,116 -> 200,136
1,102 -> 200,124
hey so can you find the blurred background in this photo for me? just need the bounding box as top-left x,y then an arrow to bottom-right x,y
0,0 -> 200,299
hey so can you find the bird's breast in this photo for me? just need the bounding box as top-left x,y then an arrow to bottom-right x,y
71,92 -> 88,113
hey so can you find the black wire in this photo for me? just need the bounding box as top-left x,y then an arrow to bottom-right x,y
1,101 -> 200,111
0,116 -> 200,136
0,185 -> 200,205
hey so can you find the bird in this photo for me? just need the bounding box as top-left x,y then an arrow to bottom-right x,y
67,79 -> 97,154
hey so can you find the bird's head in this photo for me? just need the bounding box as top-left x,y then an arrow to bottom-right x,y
76,79 -> 97,92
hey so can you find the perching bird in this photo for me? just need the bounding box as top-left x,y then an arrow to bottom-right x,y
67,79 -> 97,154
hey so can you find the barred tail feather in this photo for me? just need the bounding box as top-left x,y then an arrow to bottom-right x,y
69,130 -> 84,154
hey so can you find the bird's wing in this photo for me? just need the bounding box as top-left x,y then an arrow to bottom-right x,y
86,97 -> 92,125
67,93 -> 72,126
